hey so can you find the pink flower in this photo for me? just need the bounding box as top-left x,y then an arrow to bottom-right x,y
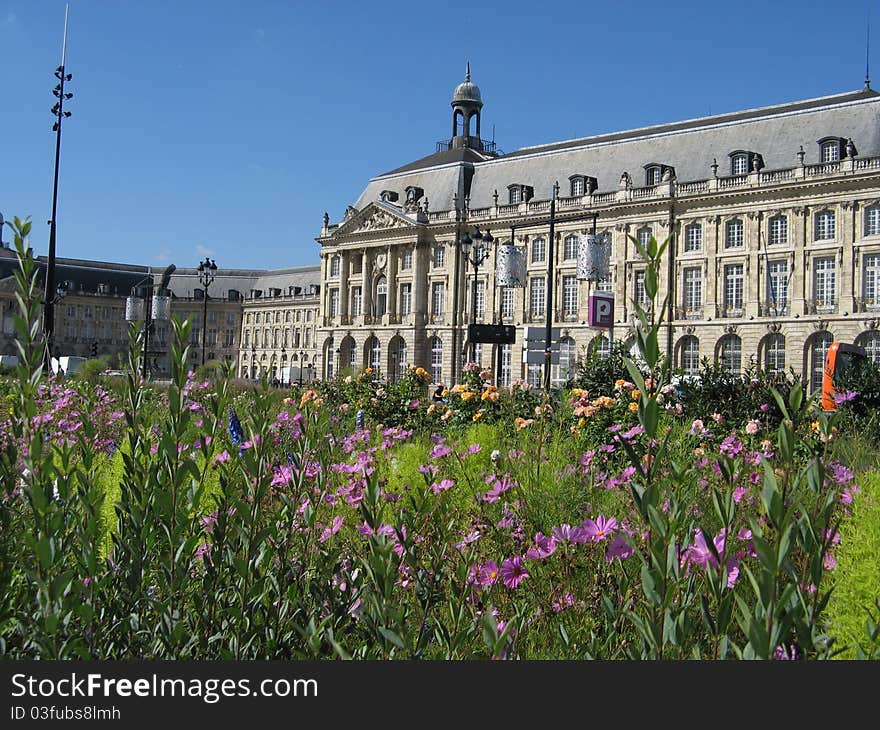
319,516 -> 344,543
745,419 -> 760,435
500,556 -> 529,588
552,523 -> 588,544
214,450 -> 230,464
469,560 -> 500,587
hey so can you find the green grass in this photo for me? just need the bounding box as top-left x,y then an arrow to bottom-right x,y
827,470 -> 880,658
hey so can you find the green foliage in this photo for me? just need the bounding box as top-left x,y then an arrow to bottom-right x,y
826,470 -> 880,658
71,356 -> 112,386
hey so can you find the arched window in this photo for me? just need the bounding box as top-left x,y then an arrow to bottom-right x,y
389,337 -> 407,381
590,334 -> 611,361
808,332 -> 833,393
679,335 -> 699,375
719,334 -> 742,375
857,330 -> 880,365
375,275 -> 387,317
367,336 -> 381,372
763,333 -> 786,373
557,336 -> 577,382
430,336 -> 443,383
326,337 -> 335,379
499,343 -> 512,387
731,153 -> 749,176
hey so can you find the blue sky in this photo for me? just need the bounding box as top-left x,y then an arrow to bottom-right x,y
0,0 -> 873,270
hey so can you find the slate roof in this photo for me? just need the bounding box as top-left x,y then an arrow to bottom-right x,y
348,87 -> 880,218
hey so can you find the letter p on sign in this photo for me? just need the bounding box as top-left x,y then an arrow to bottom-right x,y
588,293 -> 614,328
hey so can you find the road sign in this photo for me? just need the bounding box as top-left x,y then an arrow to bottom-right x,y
526,340 -> 560,352
468,323 -> 516,344
588,293 -> 615,328
524,350 -> 560,365
524,326 -> 561,341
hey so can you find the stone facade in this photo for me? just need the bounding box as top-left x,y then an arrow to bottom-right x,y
315,75 -> 880,393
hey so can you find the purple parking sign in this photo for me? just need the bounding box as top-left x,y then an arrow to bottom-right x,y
588,293 -> 614,328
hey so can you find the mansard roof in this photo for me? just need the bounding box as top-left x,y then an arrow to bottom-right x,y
349,87 -> 880,217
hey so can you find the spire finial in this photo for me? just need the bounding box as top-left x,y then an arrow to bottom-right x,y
465,61 -> 470,82
867,10 -> 872,89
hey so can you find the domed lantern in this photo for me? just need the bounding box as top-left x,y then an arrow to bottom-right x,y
151,289 -> 172,321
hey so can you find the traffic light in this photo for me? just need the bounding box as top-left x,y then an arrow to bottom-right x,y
90,341 -> 98,358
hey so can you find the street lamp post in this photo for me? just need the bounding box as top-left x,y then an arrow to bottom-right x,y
307,362 -> 314,385
197,257 -> 218,367
459,226 -> 493,365
44,5 -> 73,371
250,344 -> 256,379
126,265 -> 174,379
299,350 -> 306,387
280,347 -> 287,387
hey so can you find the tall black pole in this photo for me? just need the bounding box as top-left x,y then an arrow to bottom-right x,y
143,282 -> 152,381
45,4 -> 72,371
469,253 -> 479,364
543,182 -> 559,392
201,284 -> 209,366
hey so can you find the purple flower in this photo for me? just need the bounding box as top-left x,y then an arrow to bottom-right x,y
430,443 -> 453,459
469,560 -> 499,587
833,390 -> 858,405
500,556 -> 529,588
582,515 -> 618,542
431,478 -> 455,494
552,523 -> 588,545
525,532 -> 557,560
605,534 -> 634,561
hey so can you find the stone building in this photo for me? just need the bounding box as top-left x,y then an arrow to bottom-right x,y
315,69 -> 880,393
0,247 -> 320,379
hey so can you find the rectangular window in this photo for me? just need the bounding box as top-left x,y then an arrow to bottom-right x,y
571,178 -> 585,197
433,246 -> 446,268
637,228 -> 652,247
768,216 -> 788,246
562,275 -> 578,316
634,270 -> 649,308
563,235 -> 578,260
684,224 -> 702,252
683,267 -> 702,312
529,277 -> 546,319
531,238 -> 546,264
351,255 -> 362,275
813,256 -> 836,309
474,280 -> 485,320
767,260 -> 788,313
351,286 -> 362,317
401,249 -> 413,270
821,141 -> 840,163
501,287 -> 515,319
724,263 -> 744,313
732,155 -> 749,176
510,187 -> 522,205
330,256 -> 340,277
432,282 -> 445,315
329,289 -> 339,317
864,254 -> 880,307
400,283 -> 412,315
224,330 -> 235,347
815,211 -> 835,241
207,329 -> 217,346
596,274 -> 613,293
725,219 -> 743,248
866,207 -> 880,236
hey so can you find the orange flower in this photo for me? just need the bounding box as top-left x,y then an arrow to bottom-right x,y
628,402 -> 639,413
472,412 -> 484,421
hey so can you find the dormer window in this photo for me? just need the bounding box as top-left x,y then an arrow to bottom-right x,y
729,150 -> 763,176
568,175 -> 597,197
643,164 -> 674,186
818,137 -> 847,163
507,184 -> 534,205
379,190 -> 399,203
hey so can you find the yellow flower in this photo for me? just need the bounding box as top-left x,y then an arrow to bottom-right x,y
364,367 -> 373,375
460,391 -> 476,401
810,420 -> 820,432
571,388 -> 586,397
514,417 -> 535,431
472,412 -> 483,421
631,389 -> 641,400
615,379 -> 625,388
415,367 -> 429,380
628,402 -> 639,413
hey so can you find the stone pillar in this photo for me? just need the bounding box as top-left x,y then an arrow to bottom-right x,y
362,249 -> 372,320
387,243 -> 397,320
705,216 -> 719,321
412,243 -> 426,326
840,201 -> 856,314
340,251 -> 350,320
791,207 -> 807,316
745,211 -> 761,319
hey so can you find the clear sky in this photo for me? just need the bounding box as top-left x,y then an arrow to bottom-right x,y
0,0 -> 873,270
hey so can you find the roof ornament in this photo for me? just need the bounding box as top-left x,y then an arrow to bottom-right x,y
710,158 -> 719,178
465,61 -> 470,82
797,145 -> 806,166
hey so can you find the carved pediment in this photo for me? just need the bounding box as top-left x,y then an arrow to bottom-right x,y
331,202 -> 414,237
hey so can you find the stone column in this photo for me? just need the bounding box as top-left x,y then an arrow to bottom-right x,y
412,242 -> 426,326
840,201 -> 856,314
340,251 -> 350,321
791,207 -> 807,317
387,243 -> 397,320
362,248 -> 372,321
